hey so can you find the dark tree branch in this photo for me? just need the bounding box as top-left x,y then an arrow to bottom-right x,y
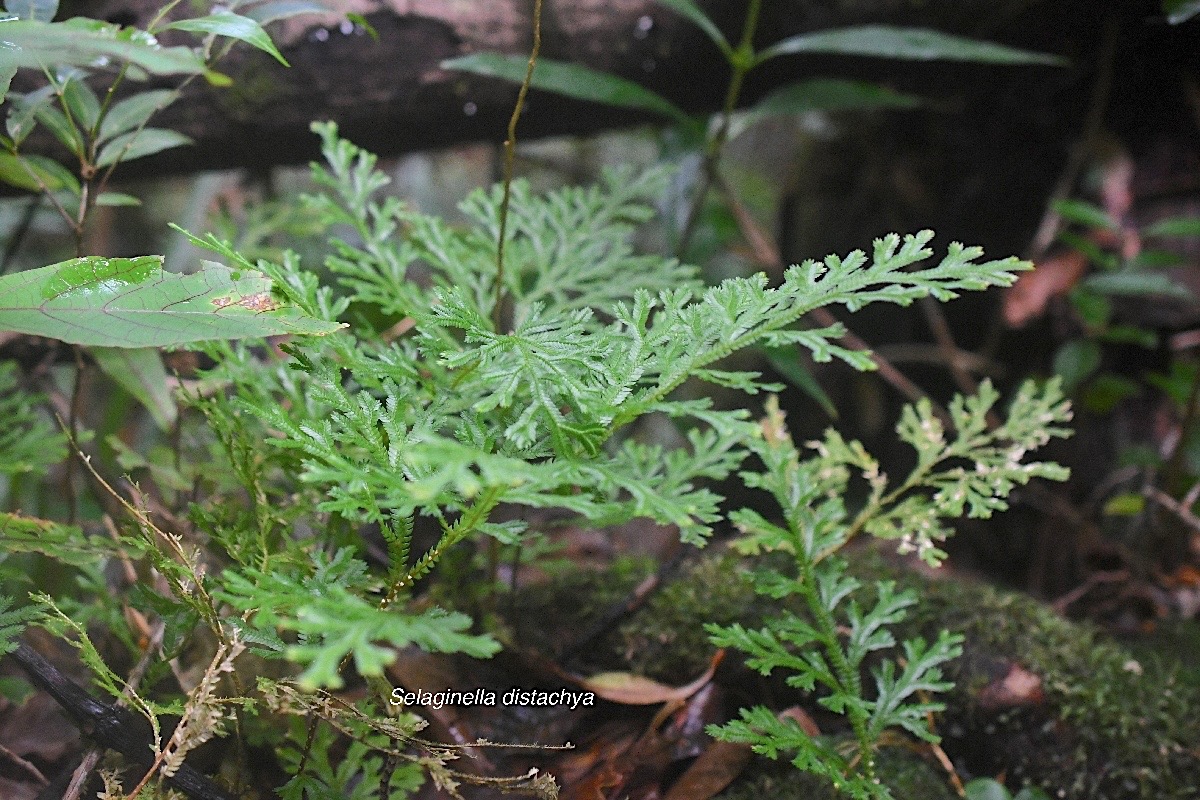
9,0 -> 1066,180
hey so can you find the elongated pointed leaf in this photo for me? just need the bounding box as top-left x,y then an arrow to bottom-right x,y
1084,271 -> 1192,299
758,25 -> 1066,66
166,11 -> 288,66
95,127 -> 191,167
1145,216 -> 1200,238
241,0 -> 326,26
0,18 -> 208,75
4,84 -> 53,145
1053,198 -> 1120,231
94,191 -> 141,206
0,255 -> 345,347
443,53 -> 692,125
740,78 -> 922,133
91,346 -> 177,429
652,0 -> 731,56
763,345 -> 837,418
1,153 -> 79,195
1164,0 -> 1200,24
97,88 -> 177,143
0,152 -> 78,193
30,102 -> 84,156
60,72 -> 100,131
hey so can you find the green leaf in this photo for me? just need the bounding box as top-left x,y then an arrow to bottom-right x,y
0,18 -> 208,76
1081,373 -> 1139,413
748,78 -> 922,118
1163,0 -> 1200,24
0,596 -> 41,656
964,777 -> 1013,800
763,345 -> 837,418
651,0 -> 731,56
0,512 -> 118,566
3,0 -> 57,22
0,152 -> 79,193
90,346 -> 178,430
28,102 -> 84,156
95,126 -> 191,167
241,0 -> 326,26
1052,339 -> 1100,393
94,191 -> 141,206
758,25 -> 1067,66
1102,492 -> 1145,517
1144,215 -> 1200,238
0,363 -> 67,476
4,84 -> 53,145
0,64 -> 15,104
1097,324 -> 1157,348
345,12 -> 377,40
97,88 -> 176,143
442,53 -> 692,125
166,11 -> 289,66
0,255 -> 345,347
59,71 -> 100,132
1054,198 -> 1120,231
1068,285 -> 1111,327
1084,271 -> 1192,299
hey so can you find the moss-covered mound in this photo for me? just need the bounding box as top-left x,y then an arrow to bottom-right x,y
588,549 -> 1200,799
716,748 -> 958,800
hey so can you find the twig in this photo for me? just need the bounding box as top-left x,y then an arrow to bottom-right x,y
0,741 -> 49,785
919,297 -> 979,397
8,642 -> 235,800
61,748 -> 104,800
493,0 -> 544,332
1050,569 -> 1129,614
1023,14 -> 1119,263
1144,485 -> 1200,535
872,343 -> 1003,377
61,621 -> 166,800
713,171 -> 952,425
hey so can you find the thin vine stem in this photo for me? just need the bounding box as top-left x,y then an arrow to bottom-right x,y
676,0 -> 762,257
493,0 -> 544,333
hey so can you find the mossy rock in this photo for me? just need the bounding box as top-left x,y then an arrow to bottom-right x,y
556,548 -> 1200,800
716,748 -> 957,800
899,564 -> 1200,799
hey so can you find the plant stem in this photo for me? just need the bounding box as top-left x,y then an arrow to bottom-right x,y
795,551 -> 878,787
385,486 -> 504,605
677,0 -> 762,257
493,0 -> 544,332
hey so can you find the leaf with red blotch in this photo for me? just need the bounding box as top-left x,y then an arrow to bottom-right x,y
0,256 -> 345,347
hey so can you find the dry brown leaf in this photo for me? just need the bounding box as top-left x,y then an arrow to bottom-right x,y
1003,250 -> 1088,327
661,740 -> 753,800
976,663 -> 1045,710
777,704 -> 821,737
575,652 -> 723,706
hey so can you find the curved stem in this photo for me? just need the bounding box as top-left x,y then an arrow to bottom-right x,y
493,0 -> 544,332
677,0 -> 762,257
385,486 -> 504,605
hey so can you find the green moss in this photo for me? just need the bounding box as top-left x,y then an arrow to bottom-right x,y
507,547 -> 1200,798
501,556 -> 655,667
716,748 -> 957,800
884,560 -> 1200,800
616,551 -> 771,681
611,549 -> 1200,799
